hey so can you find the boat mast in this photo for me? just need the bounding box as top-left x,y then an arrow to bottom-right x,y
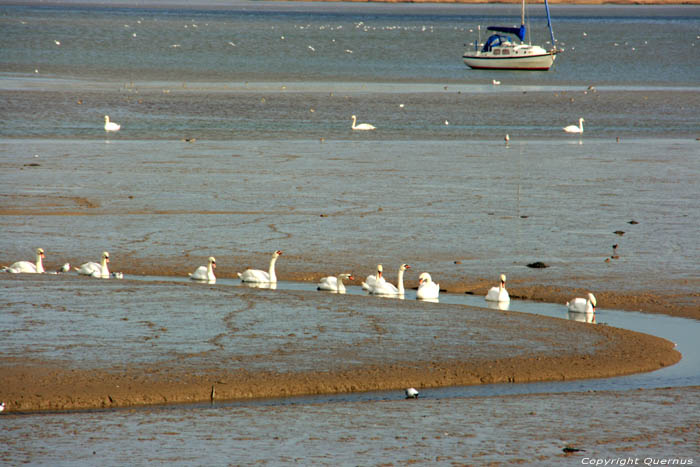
544,0 -> 556,50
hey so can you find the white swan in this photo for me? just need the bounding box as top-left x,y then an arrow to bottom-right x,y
76,251 -> 110,278
416,272 -> 440,300
368,264 -> 410,297
237,250 -> 282,283
361,264 -> 384,291
317,273 -> 354,293
104,115 -> 121,132
566,293 -> 597,314
2,248 -> 45,273
405,387 -> 419,399
189,256 -> 216,283
563,117 -> 584,134
485,274 -> 510,303
351,115 -> 376,131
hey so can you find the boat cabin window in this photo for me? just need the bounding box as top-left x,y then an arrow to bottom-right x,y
502,49 -> 510,55
493,49 -> 501,55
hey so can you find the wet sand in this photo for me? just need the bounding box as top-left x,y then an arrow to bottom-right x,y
0,269 -> 681,412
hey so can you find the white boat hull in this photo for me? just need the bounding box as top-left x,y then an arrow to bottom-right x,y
463,51 -> 556,70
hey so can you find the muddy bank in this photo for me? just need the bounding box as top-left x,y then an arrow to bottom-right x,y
0,292 -> 680,412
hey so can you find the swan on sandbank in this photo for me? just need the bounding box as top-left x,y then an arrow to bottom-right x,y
563,117 -> 584,134
2,248 -> 45,273
368,263 -> 410,297
317,273 -> 354,293
237,250 -> 282,283
104,115 -> 121,132
76,251 -> 110,278
416,272 -> 440,300
362,264 -> 384,291
566,293 -> 597,314
351,115 -> 376,131
485,274 -> 510,303
189,256 -> 216,283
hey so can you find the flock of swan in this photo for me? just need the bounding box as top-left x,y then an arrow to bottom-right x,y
3,248 -> 598,317
104,113 -> 585,135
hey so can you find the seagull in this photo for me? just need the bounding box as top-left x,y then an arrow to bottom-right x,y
57,263 -> 70,273
492,79 -> 501,85
504,134 -> 510,144
0,402 -> 5,413
405,388 -> 419,399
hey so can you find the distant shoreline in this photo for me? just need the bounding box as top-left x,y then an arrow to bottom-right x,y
2,0 -> 699,6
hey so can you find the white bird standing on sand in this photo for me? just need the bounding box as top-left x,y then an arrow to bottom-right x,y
317,273 -> 354,293
0,402 -> 5,412
405,387 -> 419,399
2,248 -> 45,273
351,115 -> 376,131
368,264 -> 410,297
189,256 -> 216,283
416,272 -> 440,300
237,250 -> 282,283
76,251 -> 110,278
567,293 -> 597,314
485,274 -> 510,303
104,115 -> 121,132
362,264 -> 385,291
563,117 -> 584,134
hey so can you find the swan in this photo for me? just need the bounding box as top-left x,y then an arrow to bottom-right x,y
563,117 -> 584,134
566,293 -> 597,314
237,250 -> 282,283
351,115 -> 376,131
416,272 -> 440,300
317,273 -> 354,293
405,387 -> 419,399
361,264 -> 384,291
189,256 -> 216,283
76,251 -> 110,278
104,115 -> 121,132
368,264 -> 410,296
2,248 -> 45,273
485,274 -> 510,303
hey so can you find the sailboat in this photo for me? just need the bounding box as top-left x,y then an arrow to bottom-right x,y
462,0 -> 559,71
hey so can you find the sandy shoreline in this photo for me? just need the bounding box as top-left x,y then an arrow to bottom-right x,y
0,270 -> 682,412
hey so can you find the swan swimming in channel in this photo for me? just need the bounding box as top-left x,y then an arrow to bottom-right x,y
76,251 -> 110,278
104,115 -> 121,132
362,264 -> 384,291
2,248 -> 45,273
351,115 -> 376,131
485,274 -> 510,303
317,273 -> 354,293
416,272 -> 440,300
563,117 -> 584,134
368,264 -> 410,297
189,256 -> 216,283
567,293 -> 597,314
237,250 -> 282,283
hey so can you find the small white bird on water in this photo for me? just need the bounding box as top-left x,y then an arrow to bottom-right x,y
505,134 -> 510,144
405,388 -> 419,399
351,115 -> 376,131
563,117 -> 584,134
492,79 -> 501,85
0,402 -> 5,412
104,115 -> 121,132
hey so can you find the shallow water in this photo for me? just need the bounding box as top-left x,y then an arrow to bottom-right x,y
1,2 -> 699,464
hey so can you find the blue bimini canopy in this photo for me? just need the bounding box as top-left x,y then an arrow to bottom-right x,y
487,24 -> 526,42
482,34 -> 512,52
